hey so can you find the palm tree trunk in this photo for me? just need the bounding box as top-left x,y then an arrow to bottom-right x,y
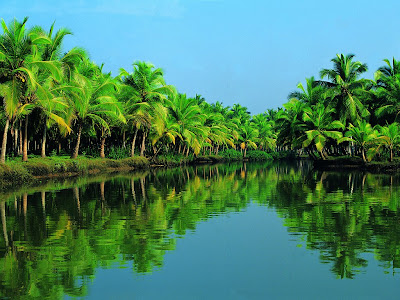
100,135 -> 106,158
390,147 -> 393,162
122,130 -> 126,148
140,131 -> 147,156
19,120 -> 23,155
319,150 -> 326,160
361,148 -> 367,163
71,124 -> 82,159
22,116 -> 28,162
14,127 -> 18,156
131,128 -> 138,157
1,119 -> 9,163
41,125 -> 47,158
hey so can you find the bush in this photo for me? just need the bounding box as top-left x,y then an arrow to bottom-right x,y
246,150 -> 273,161
219,149 -> 242,160
270,150 -> 298,160
108,146 -> 130,160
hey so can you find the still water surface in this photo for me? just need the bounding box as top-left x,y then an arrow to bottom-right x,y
1,162 -> 400,299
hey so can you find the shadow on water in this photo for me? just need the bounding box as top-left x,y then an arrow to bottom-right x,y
1,160 -> 400,298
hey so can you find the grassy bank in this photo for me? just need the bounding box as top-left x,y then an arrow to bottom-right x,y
0,156 -> 150,186
0,150 -> 281,188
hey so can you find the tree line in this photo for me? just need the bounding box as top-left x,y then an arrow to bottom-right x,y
1,17 -> 400,163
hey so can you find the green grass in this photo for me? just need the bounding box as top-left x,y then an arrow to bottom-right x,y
0,155 -> 150,185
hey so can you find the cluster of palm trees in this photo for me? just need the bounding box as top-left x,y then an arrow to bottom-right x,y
274,54 -> 400,162
0,18 -> 276,163
2,18 -> 400,164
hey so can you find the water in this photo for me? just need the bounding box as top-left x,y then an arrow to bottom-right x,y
1,161 -> 400,299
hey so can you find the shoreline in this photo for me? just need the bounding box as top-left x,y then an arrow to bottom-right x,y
313,158 -> 400,174
0,155 -> 270,191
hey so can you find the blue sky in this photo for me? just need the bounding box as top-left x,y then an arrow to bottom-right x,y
2,0 -> 400,114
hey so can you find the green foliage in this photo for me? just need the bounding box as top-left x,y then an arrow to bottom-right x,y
108,146 -> 130,160
246,150 -> 273,161
219,149 -> 243,160
270,151 -> 298,160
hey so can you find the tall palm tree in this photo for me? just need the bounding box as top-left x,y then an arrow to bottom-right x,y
64,60 -> 123,159
30,22 -> 83,157
167,93 -> 207,155
120,61 -> 174,157
319,54 -> 371,124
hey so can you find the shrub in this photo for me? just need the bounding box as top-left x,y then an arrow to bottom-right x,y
246,150 -> 273,161
219,149 -> 242,160
108,146 -> 130,160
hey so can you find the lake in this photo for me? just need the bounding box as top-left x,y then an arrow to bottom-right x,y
1,161 -> 400,299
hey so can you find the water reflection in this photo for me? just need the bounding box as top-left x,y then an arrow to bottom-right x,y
0,161 -> 400,298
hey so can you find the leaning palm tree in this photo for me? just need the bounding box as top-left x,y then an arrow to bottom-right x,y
319,54 -> 371,125
120,61 -> 175,156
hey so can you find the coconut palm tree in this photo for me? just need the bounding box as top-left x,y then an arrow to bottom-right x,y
319,54 -> 371,124
167,93 -> 207,155
288,76 -> 326,106
376,122 -> 400,162
119,61 -> 175,157
342,120 -> 379,162
302,104 -> 344,160
240,121 -> 259,157
30,22 -> 84,157
64,60 -> 123,159
377,57 -> 400,78
275,99 -> 306,149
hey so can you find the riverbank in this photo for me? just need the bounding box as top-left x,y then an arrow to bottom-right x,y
0,153 -> 275,190
313,157 -> 400,174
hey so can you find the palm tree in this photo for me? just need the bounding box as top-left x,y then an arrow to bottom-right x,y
374,72 -> 400,123
289,76 -> 326,106
252,113 -> 276,151
377,57 -> 400,78
275,99 -> 306,149
376,123 -> 400,162
342,120 -> 379,162
240,121 -> 259,157
30,22 -> 83,157
302,104 -> 344,159
0,17 -> 33,163
319,54 -> 371,124
120,61 -> 174,157
167,93 -> 207,156
64,60 -> 123,159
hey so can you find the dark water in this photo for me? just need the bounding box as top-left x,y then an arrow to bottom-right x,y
1,161 -> 400,299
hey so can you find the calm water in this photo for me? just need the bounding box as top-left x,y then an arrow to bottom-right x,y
1,161 -> 400,299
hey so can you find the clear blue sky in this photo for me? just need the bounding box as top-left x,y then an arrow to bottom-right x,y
2,0 -> 400,114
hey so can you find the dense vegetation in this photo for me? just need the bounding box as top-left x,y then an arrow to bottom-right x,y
1,17 -> 400,165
